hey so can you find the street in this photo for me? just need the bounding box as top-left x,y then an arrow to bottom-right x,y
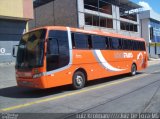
0,60 -> 160,119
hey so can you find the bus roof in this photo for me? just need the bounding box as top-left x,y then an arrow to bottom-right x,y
29,26 -> 145,42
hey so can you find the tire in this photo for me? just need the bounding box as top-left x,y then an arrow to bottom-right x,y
131,64 -> 137,76
72,71 -> 86,89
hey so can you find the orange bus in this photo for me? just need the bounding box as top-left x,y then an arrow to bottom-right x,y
14,26 -> 148,89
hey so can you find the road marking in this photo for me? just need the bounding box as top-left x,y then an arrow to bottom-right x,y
0,73 -> 150,112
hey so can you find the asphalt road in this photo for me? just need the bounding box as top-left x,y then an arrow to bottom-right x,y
0,61 -> 160,119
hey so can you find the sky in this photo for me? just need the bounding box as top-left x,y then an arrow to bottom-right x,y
131,0 -> 160,13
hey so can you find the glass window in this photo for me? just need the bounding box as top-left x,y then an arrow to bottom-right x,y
93,16 -> 99,26
123,39 -> 129,50
85,14 -> 93,25
99,1 -> 112,15
111,38 -> 119,49
47,30 -> 69,71
16,29 -> 46,69
74,33 -> 89,49
120,22 -> 138,32
92,35 -> 106,49
106,37 -> 110,49
84,0 -> 98,12
100,17 -> 107,27
107,18 -> 113,28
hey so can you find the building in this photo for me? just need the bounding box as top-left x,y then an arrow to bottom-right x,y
140,10 -> 160,58
0,0 -> 33,63
30,0 -> 141,38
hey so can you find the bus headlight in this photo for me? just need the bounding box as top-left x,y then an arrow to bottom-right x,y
33,73 -> 43,79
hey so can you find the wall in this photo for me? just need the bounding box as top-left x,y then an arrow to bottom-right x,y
0,0 -> 33,20
0,0 -> 33,62
29,0 -> 78,29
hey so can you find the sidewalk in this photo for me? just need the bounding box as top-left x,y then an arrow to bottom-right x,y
148,58 -> 160,66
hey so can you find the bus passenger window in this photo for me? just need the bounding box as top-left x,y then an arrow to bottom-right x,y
111,38 -> 119,50
74,33 -> 89,49
47,30 -> 69,71
92,35 -> 106,49
106,37 -> 110,49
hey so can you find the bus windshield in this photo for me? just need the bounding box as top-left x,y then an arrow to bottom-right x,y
16,29 -> 46,69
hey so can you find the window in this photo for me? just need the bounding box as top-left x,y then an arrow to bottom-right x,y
107,18 -> 113,28
111,38 -> 120,49
99,1 -> 112,15
85,14 -> 92,25
93,15 -> 99,26
92,35 -> 106,49
84,0 -> 98,12
118,39 -> 123,50
121,22 -> 126,30
123,39 -> 130,50
84,0 -> 112,15
85,14 -> 113,28
71,32 -> 146,51
47,30 -> 69,71
100,17 -> 107,27
120,22 -> 138,32
106,37 -> 110,49
120,11 -> 137,22
73,33 -> 89,49
134,41 -> 138,50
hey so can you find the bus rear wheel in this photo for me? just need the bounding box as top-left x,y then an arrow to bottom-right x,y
72,71 -> 86,89
131,64 -> 137,76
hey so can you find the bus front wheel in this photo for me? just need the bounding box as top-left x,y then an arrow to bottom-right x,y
131,64 -> 137,76
72,71 -> 86,89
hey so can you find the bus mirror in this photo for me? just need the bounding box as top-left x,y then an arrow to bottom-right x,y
12,45 -> 19,57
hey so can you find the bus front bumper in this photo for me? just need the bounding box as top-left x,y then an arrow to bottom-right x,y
16,77 -> 46,89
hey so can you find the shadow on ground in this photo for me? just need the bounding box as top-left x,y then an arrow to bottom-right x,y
0,73 -> 143,99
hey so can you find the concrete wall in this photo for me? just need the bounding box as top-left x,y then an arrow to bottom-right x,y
0,0 -> 33,63
29,0 -> 78,29
141,18 -> 150,43
0,0 -> 33,20
54,0 -> 78,27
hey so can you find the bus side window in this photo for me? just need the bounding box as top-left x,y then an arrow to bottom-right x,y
47,38 -> 59,55
143,42 -> 146,51
112,38 -> 120,50
106,37 -> 110,49
73,33 -> 89,49
108,37 -> 112,50
88,35 -> 92,49
71,33 -> 76,49
92,35 -> 106,50
118,39 -> 122,50
47,30 -> 69,71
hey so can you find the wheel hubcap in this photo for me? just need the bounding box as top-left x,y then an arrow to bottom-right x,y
132,66 -> 136,75
76,75 -> 83,86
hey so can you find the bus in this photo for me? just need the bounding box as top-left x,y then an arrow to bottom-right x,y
13,26 -> 148,89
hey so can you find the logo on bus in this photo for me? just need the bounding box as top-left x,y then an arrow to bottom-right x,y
115,52 -> 133,59
137,52 -> 144,66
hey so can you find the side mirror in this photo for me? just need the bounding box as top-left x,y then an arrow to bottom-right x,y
12,45 -> 19,57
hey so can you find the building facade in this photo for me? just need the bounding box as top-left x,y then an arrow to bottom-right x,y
30,0 -> 141,38
0,0 -> 33,63
140,10 -> 160,58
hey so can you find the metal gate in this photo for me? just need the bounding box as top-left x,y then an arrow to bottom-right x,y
0,19 -> 26,63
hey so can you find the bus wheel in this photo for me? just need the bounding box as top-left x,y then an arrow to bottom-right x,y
72,71 -> 86,89
131,64 -> 137,76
